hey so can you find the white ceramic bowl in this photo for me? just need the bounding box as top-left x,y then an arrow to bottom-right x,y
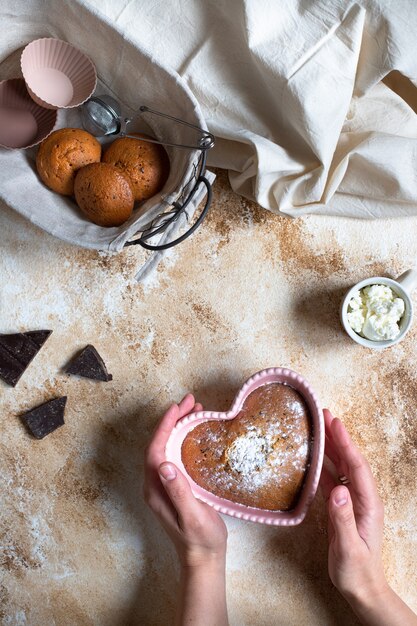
340,270 -> 417,349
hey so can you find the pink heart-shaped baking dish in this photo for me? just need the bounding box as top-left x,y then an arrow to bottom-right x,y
165,368 -> 324,526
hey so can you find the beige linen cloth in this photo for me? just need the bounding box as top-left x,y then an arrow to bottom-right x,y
86,0 -> 417,218
1,0 -> 417,283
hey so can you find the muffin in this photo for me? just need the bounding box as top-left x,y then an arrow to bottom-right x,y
74,162 -> 134,227
36,128 -> 101,196
181,383 -> 312,511
103,135 -> 169,203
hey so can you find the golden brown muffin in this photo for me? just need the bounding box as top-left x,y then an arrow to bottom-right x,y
36,128 -> 101,196
74,163 -> 134,227
103,135 -> 169,203
181,383 -> 312,511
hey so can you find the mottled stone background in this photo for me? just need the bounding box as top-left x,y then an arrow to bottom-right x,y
1,169 -> 416,625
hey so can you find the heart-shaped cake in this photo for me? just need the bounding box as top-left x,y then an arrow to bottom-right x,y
165,368 -> 324,525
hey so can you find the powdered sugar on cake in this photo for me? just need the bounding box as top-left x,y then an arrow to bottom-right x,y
226,428 -> 272,474
223,415 -> 309,492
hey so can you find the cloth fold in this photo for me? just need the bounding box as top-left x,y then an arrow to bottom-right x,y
86,0 -> 417,218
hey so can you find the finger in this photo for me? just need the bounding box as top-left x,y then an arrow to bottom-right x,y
144,398 -> 201,526
147,394 -> 198,462
177,394 -> 196,417
323,409 -> 340,465
323,409 -> 336,438
193,403 -> 203,412
320,464 -> 337,503
325,434 -> 340,467
146,403 -> 180,460
143,477 -> 179,527
328,485 -> 361,554
331,418 -> 380,511
144,395 -> 199,490
158,462 -> 201,530
323,408 -> 334,426
320,463 -> 338,543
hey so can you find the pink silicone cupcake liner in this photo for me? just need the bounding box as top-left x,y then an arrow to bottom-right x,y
20,38 -> 97,110
0,78 -> 57,149
165,368 -> 324,526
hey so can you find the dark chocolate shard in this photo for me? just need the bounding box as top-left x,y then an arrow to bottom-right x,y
21,396 -> 67,439
0,330 -> 52,387
65,345 -> 112,382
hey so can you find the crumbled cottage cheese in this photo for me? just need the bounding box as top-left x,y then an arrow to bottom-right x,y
347,284 -> 405,341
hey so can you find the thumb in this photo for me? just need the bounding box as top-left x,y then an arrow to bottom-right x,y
328,486 -> 360,552
158,462 -> 199,526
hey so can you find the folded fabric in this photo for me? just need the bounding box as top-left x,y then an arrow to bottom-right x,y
88,0 -> 417,218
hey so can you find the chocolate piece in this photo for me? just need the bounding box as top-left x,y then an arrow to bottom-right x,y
0,330 -> 52,386
21,396 -> 67,439
65,345 -> 112,381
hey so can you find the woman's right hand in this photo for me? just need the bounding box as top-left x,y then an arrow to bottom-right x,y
143,395 -> 229,626
143,394 -> 228,569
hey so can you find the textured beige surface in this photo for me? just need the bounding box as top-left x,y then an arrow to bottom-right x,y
1,169 -> 416,626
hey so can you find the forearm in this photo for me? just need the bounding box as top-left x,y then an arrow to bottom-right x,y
176,559 -> 228,626
346,583 -> 417,626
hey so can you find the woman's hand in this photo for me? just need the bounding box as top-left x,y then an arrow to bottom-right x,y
321,409 -> 417,626
320,408 -> 386,601
144,394 -> 229,626
144,393 -> 227,568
